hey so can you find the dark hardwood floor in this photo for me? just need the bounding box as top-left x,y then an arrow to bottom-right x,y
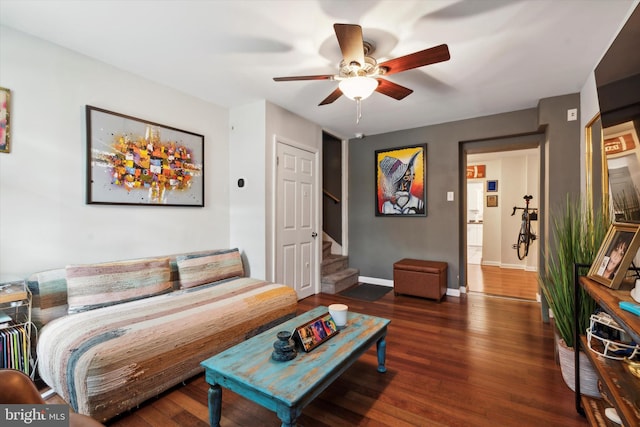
70,290 -> 587,427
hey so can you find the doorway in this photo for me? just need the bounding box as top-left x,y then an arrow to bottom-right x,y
464,145 -> 541,301
322,132 -> 343,250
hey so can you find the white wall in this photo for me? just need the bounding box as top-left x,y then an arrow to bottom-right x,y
475,157 -> 502,264
228,101 -> 267,278
228,101 -> 321,282
0,26 -> 230,279
580,72 -> 600,203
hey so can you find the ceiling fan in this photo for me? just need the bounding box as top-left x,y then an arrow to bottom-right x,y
273,23 -> 450,122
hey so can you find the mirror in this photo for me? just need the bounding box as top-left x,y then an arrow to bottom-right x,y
595,5 -> 640,220
604,120 -> 640,221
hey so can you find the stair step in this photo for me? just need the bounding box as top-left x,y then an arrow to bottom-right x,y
321,255 -> 349,276
322,241 -> 332,259
321,268 -> 359,294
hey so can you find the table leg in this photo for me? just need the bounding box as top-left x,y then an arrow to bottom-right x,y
276,405 -> 299,427
376,335 -> 387,373
208,384 -> 222,427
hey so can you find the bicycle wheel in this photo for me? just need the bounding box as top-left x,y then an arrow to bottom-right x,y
516,221 -> 529,260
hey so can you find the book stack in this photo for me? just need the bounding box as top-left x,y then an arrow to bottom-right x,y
0,320 -> 30,374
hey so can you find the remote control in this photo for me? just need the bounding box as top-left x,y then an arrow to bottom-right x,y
619,301 -> 640,316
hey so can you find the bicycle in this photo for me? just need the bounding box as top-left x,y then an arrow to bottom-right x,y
511,195 -> 538,260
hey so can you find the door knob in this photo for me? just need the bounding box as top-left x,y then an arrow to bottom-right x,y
311,232 -> 318,238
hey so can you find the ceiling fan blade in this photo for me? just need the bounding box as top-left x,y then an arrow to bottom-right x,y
379,44 -> 450,75
375,79 -> 413,100
273,75 -> 335,82
334,23 -> 365,67
318,87 -> 343,106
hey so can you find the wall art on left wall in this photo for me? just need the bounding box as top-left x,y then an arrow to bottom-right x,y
86,106 -> 205,206
0,87 -> 11,153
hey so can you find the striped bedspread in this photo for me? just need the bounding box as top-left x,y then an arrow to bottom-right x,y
36,277 -> 297,422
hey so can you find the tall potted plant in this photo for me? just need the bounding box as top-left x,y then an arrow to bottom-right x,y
539,195 -> 608,397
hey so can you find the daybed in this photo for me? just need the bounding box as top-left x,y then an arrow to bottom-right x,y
28,248 -> 298,422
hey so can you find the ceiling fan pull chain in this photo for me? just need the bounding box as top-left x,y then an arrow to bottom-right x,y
356,97 -> 362,124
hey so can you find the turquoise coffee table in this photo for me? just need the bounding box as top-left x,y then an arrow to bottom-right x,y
201,306 -> 390,427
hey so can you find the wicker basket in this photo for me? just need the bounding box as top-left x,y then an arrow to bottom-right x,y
557,338 -> 601,398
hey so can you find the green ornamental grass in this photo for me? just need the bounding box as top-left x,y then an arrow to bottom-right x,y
539,196 -> 608,348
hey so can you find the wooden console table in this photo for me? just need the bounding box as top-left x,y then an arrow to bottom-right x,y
574,265 -> 640,427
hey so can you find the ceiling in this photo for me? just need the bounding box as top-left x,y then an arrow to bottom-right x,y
0,0 -> 637,138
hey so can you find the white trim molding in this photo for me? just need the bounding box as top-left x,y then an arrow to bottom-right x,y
358,276 -> 394,287
359,276 -> 463,298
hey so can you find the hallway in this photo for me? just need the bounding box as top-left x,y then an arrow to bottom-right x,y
467,264 -> 539,301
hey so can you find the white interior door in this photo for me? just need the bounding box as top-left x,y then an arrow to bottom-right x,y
276,142 -> 317,299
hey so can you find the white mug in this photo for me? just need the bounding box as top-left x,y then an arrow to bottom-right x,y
632,279 -> 640,303
329,303 -> 348,329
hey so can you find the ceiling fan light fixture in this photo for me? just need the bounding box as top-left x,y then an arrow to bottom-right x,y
339,76 -> 378,101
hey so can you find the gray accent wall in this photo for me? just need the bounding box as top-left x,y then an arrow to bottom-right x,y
348,93 -> 581,290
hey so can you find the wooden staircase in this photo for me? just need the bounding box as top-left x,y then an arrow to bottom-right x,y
321,241 -> 359,294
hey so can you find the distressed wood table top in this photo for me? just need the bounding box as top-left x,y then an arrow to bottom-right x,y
201,305 -> 390,426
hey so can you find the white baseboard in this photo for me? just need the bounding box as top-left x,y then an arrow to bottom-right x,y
359,276 -> 465,297
41,388 -> 56,399
447,288 -> 462,297
358,276 -> 394,287
482,261 -> 538,273
482,260 -> 501,267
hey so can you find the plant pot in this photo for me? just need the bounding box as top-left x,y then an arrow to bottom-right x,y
557,338 -> 601,398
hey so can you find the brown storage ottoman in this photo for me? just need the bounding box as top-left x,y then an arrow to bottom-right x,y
393,258 -> 447,302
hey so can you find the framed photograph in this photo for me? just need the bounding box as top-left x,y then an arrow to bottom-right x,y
0,87 -> 10,153
466,164 -> 485,179
375,143 -> 427,216
486,180 -> 498,192
487,195 -> 498,207
588,222 -> 640,289
86,106 -> 204,206
603,124 -> 639,158
293,312 -> 339,352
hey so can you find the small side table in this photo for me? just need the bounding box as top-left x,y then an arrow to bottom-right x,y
0,279 -> 32,375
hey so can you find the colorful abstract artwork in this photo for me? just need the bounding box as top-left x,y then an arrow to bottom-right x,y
375,144 -> 427,216
0,87 -> 10,153
86,106 -> 204,206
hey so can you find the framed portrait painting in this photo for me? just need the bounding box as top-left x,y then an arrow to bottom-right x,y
86,106 -> 204,206
375,144 -> 427,216
588,222 -> 640,289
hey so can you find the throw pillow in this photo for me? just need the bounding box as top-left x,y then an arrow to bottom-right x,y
66,257 -> 172,314
176,248 -> 244,289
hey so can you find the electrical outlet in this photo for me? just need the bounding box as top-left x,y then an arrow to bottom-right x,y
447,191 -> 454,201
567,108 -> 577,121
